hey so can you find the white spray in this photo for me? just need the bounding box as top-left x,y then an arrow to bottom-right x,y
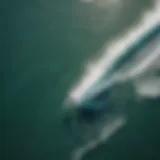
66,0 -> 160,104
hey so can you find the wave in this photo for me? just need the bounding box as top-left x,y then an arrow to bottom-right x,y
64,1 -> 160,160
66,0 -> 160,105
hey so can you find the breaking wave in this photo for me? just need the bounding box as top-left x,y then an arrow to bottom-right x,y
67,0 -> 160,104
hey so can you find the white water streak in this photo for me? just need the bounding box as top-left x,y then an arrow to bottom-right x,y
72,116 -> 125,160
129,44 -> 160,78
68,1 -> 160,104
135,77 -> 160,98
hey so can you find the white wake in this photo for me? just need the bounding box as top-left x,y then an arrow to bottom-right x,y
67,0 -> 160,104
66,1 -> 160,160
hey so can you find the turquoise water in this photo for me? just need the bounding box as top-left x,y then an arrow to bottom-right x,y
5,0 -> 160,160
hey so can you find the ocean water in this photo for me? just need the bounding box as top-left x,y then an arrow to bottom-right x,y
4,0 -> 160,160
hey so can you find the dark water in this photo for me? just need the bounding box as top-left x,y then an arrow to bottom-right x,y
4,0 -> 160,160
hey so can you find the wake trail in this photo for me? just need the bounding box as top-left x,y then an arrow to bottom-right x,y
67,0 -> 160,104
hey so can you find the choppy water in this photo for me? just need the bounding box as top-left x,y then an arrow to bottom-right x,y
4,0 -> 160,160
